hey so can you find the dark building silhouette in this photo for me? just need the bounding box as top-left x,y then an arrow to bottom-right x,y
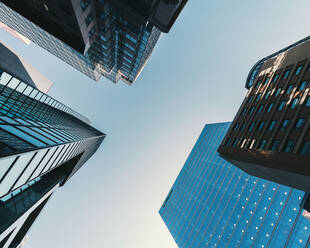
0,0 -> 187,84
218,36 -> 310,192
0,45 -> 104,247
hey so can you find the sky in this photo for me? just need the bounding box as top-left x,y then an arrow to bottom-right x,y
1,1 -> 310,247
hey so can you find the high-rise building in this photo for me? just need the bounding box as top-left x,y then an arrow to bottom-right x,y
160,123 -> 310,248
0,42 -> 52,93
217,36 -> 310,192
0,0 -> 187,85
0,45 -> 105,248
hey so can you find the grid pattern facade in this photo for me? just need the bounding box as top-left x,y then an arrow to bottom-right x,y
160,123 -> 310,248
221,61 -> 310,155
218,39 -> 310,192
0,1 -> 161,85
0,66 -> 104,247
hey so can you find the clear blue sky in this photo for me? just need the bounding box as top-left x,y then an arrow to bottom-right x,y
1,1 -> 310,247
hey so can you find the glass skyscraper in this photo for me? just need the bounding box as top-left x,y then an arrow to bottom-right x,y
0,45 -> 105,247
0,0 -> 187,85
160,122 -> 310,248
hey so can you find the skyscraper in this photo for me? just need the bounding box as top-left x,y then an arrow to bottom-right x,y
0,0 -> 187,85
160,123 -> 310,248
0,45 -> 105,248
217,36 -> 310,192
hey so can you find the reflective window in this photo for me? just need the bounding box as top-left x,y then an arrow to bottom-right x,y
270,140 -> 280,151
283,69 -> 291,79
258,104 -> 264,114
265,91 -> 271,99
299,142 -> 310,155
295,118 -> 305,129
248,122 -> 256,132
291,97 -> 300,109
305,96 -> 310,107
295,65 -> 303,75
0,125 -> 45,147
13,150 -> 47,190
259,139 -> 267,150
275,88 -> 282,97
268,121 -> 277,131
283,141 -> 295,152
267,103 -> 275,112
272,74 -> 279,82
279,119 -> 290,130
278,101 -> 286,111
232,138 -> 239,147
286,85 -> 294,94
258,122 -> 265,131
256,93 -> 262,101
298,81 -> 308,91
0,152 -> 34,197
0,156 -> 16,181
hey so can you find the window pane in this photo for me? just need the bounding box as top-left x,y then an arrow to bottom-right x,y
13,149 -> 48,190
0,152 -> 35,197
0,156 -> 16,181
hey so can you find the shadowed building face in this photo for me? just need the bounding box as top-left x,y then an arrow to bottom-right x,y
0,0 -> 187,85
218,37 -> 310,192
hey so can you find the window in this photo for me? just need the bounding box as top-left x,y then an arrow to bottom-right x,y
267,103 -> 274,112
283,140 -> 295,152
233,123 -> 239,132
256,93 -> 262,101
286,85 -> 294,94
275,88 -> 282,97
232,138 -> 239,147
268,120 -> 277,131
298,81 -> 308,91
295,118 -> 305,129
291,97 -> 299,109
278,101 -> 286,111
299,141 -> 310,154
225,138 -> 232,146
265,91 -> 271,99
241,123 -> 247,132
257,104 -> 264,114
270,140 -> 280,151
259,139 -> 267,150
264,77 -> 270,85
255,80 -> 261,88
249,106 -> 255,115
248,95 -> 254,103
241,108 -> 247,116
258,121 -> 265,131
273,74 -> 279,82
280,119 -> 290,130
283,69 -> 291,79
248,122 -> 256,132
295,65 -> 303,75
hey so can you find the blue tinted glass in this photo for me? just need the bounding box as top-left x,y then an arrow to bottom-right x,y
0,125 -> 45,147
291,98 -> 299,109
286,85 -> 294,94
267,103 -> 274,112
278,101 -> 286,111
295,65 -> 303,75
159,124 -> 310,247
298,81 -> 307,91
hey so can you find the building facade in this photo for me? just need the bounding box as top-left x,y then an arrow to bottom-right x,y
0,0 -> 187,85
217,36 -> 310,192
160,123 -> 310,248
0,48 -> 105,247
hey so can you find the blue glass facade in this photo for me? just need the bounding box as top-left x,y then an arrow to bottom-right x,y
160,122 -> 310,248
